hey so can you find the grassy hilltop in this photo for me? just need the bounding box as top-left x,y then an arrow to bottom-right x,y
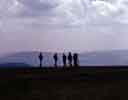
0,67 -> 128,100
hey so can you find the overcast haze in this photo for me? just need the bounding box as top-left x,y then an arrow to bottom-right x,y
0,0 -> 128,55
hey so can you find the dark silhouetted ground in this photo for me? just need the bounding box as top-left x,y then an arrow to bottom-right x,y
0,66 -> 128,100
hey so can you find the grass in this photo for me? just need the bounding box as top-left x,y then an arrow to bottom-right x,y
0,66 -> 128,100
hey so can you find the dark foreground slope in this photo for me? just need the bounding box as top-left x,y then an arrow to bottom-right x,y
0,67 -> 128,100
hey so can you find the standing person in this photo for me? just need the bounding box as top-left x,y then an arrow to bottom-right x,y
38,52 -> 43,68
73,53 -> 79,67
62,53 -> 67,67
68,52 -> 72,66
53,53 -> 58,67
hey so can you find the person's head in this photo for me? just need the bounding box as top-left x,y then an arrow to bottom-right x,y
69,52 -> 71,55
74,53 -> 78,56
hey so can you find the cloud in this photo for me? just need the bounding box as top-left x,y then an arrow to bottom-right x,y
0,0 -> 128,54
1,0 -> 128,26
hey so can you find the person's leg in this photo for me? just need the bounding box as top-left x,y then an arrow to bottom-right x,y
55,60 -> 57,67
40,60 -> 42,68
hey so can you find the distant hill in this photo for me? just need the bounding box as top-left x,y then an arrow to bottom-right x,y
0,62 -> 31,68
80,50 -> 128,66
0,51 -> 62,67
0,50 -> 128,67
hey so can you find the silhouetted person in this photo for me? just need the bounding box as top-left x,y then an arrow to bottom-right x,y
62,53 -> 67,67
53,53 -> 58,67
38,52 -> 43,68
68,52 -> 72,66
73,53 -> 79,67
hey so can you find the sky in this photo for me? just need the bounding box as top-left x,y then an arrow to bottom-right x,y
0,0 -> 128,55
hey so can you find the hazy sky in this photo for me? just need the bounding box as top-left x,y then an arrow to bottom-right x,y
0,0 -> 128,55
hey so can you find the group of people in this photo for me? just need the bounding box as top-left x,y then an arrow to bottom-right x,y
38,52 -> 79,67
